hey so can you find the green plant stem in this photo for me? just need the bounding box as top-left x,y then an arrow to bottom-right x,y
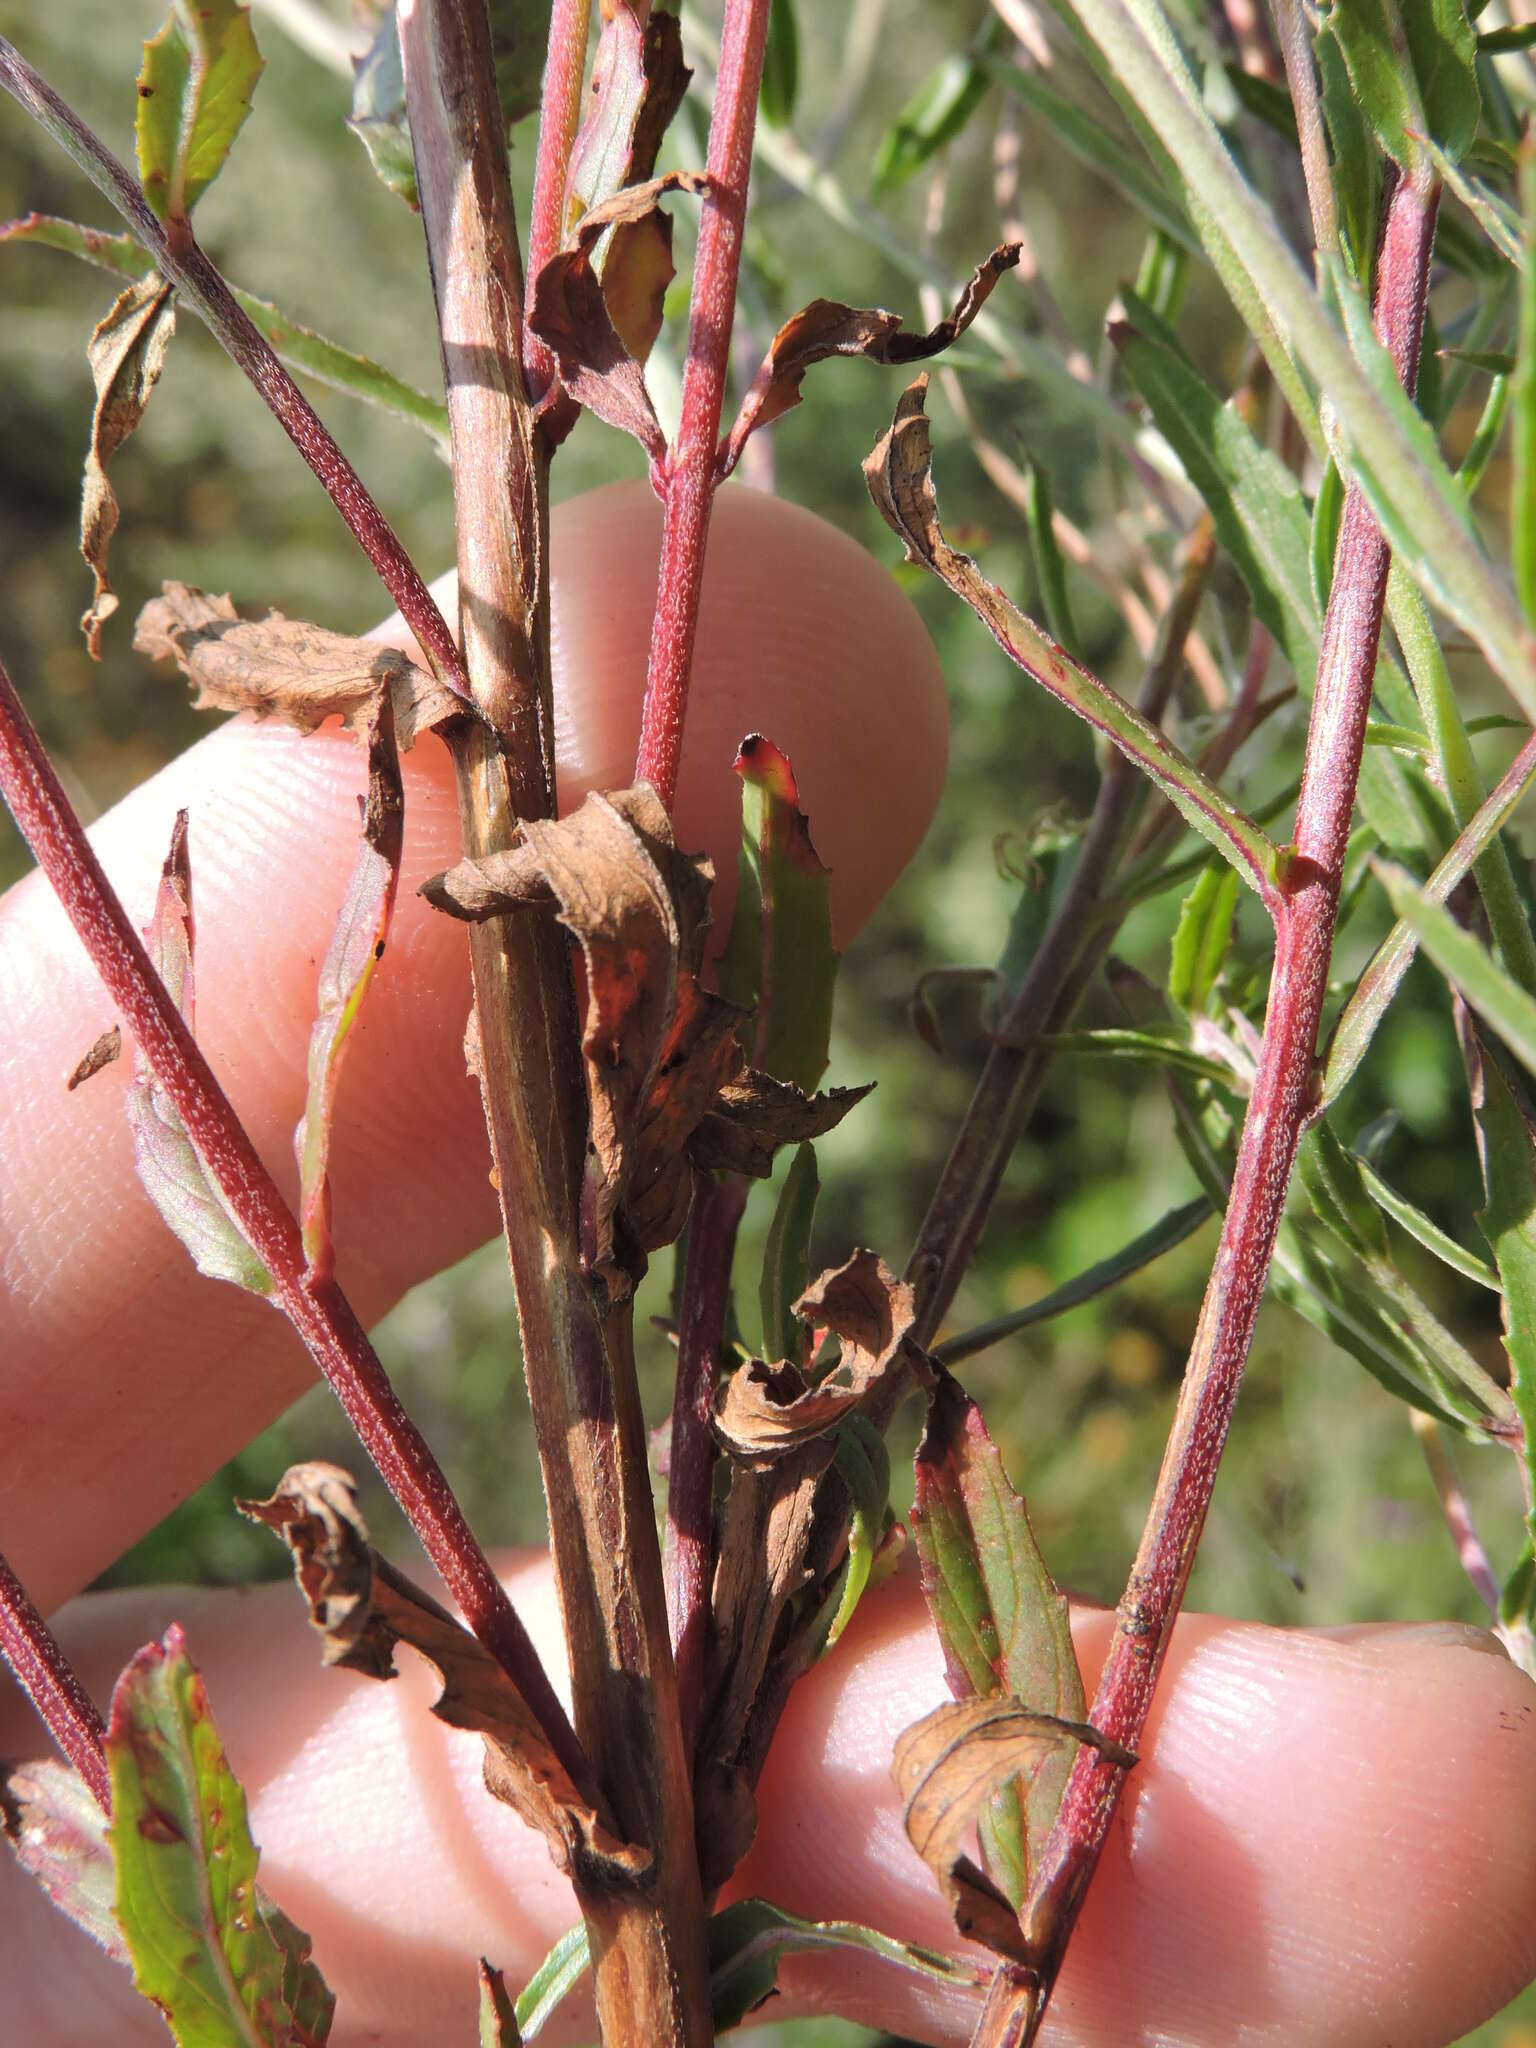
637,0 -> 775,809
0,1551 -> 109,1811
0,649 -> 584,1792
399,6 -> 712,2040
1002,167 -> 1439,2046
0,37 -> 467,699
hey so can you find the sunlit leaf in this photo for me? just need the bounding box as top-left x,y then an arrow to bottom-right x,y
1377,861 -> 1536,1076
1464,1026 -> 1536,1552
137,0 -> 264,225
705,1896 -> 980,2032
1,1758 -> 124,1965
1326,0 -> 1480,172
1169,862 -> 1240,1017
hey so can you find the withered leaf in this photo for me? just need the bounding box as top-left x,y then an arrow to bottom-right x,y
892,1696 -> 1132,1962
294,696 -> 404,1281
688,1072 -> 872,1179
126,812 -> 273,1294
478,1958 -> 523,2046
134,581 -> 465,749
1,1758 -> 124,1965
80,273 -> 176,657
239,1464 -> 648,1891
529,174 -> 708,461
714,1249 -> 919,1456
419,846 -> 554,921
564,6 -> 689,236
717,242 -> 1021,480
65,1024 -> 122,1091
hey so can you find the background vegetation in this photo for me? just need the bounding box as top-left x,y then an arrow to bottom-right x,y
2,0 -> 1531,2040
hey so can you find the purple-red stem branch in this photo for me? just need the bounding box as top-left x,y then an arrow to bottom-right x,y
635,0 -> 773,809
0,36 -> 466,700
524,0 -> 592,403
666,1171 -> 747,1760
0,1553 -> 110,1811
0,653 -> 589,1799
999,166 -> 1441,2044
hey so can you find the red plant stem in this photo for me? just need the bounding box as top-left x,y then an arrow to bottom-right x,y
524,0 -> 592,402
666,1171 -> 747,1759
1002,166 -> 1440,2044
0,36 -> 466,700
0,654 -> 589,1799
0,1553 -> 110,1812
635,0 -> 773,809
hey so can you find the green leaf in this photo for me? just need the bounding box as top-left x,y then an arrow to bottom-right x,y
706,1897 -> 979,2032
1465,1030 -> 1536,1551
513,1925 -> 590,2039
2,214 -> 452,454
759,1142 -> 819,1366
1023,459 -> 1081,657
822,1413 -> 892,1652
759,0 -> 799,126
873,42 -> 996,194
931,1196 -> 1216,1368
1353,1153 -> 1501,1287
1317,22 -> 1380,275
1515,130 -> 1536,623
1041,1027 -> 1241,1086
910,1373 -> 1085,1906
1457,368 -> 1509,499
137,0 -> 265,226
106,1626 -> 334,2046
1327,0 -> 1480,172
1377,861 -> 1536,1076
715,735 -> 838,1095
1428,140 -> 1523,269
126,814 -> 273,1296
348,9 -> 417,210
1310,455 -> 1345,612
1297,1120 -> 1391,1262
478,1960 -> 523,2046
1169,862 -> 1240,1016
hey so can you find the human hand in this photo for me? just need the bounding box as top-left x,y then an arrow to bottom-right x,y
2,484 -> 1534,2047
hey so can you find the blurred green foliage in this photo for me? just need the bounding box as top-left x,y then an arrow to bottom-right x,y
3,1 -> 1535,2043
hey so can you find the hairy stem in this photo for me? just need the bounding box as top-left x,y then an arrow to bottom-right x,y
0,36 -> 465,696
0,650 -> 583,1794
524,0 -> 592,404
400,4 -> 712,2038
636,0 -> 773,809
0,1553 -> 109,1811
1001,167 -> 1439,2046
666,1172 -> 748,1760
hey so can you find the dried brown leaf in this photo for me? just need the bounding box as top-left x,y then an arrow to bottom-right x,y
717,242 -> 1021,481
81,273 -> 176,657
892,1697 -> 1132,1962
2,1757 -> 125,1965
134,581 -> 465,748
714,1249 -> 920,1455
420,845 -> 554,920
240,1465 -> 647,1890
688,1073 -> 872,1179
564,7 -> 689,234
66,1024 -> 122,1091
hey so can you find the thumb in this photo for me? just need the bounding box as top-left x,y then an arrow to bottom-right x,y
0,480 -> 947,1612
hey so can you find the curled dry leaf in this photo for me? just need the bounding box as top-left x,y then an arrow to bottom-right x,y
80,273 -> 176,657
1,1758 -> 124,1965
294,695 -> 404,1281
238,1465 -> 648,1891
126,812 -> 273,1294
65,1023 -> 122,1091
716,242 -> 1022,481
134,581 -> 467,748
688,1071 -> 871,1179
892,1696 -> 1133,1963
714,1249 -> 920,1456
529,173 -> 709,460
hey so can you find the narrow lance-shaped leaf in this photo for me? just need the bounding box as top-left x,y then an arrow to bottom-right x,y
1169,862 -> 1240,1016
79,273 -> 176,657
910,1373 -> 1087,1908
295,697 -> 404,1281
1352,1152 -> 1501,1289
864,378 -> 1275,895
136,0 -> 265,226
1514,128 -> 1536,624
821,1413 -> 893,1652
512,1926 -> 591,2040
872,27 -> 1001,194
1461,1019 -> 1536,1548
1328,0 -> 1480,174
106,1625 -> 334,2046
126,813 -> 273,1295
719,245 -> 1023,481
1,214 -> 452,454
759,0 -> 799,126
760,1141 -> 819,1368
705,1897 -> 983,2033
1376,861 -> 1536,1077
716,734 -> 838,1095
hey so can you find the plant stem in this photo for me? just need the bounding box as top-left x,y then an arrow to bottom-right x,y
400,6 -> 712,2038
666,1171 -> 748,1760
0,649 -> 584,1796
0,37 -> 466,699
636,0 -> 773,809
524,0 -> 591,405
0,1553 -> 109,1812
905,519 -> 1216,1351
1000,167 -> 1439,2046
